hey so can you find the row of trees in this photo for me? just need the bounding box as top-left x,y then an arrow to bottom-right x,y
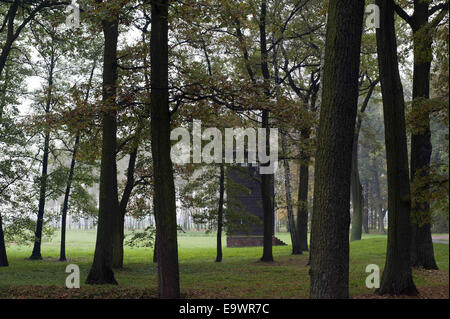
0,0 -> 448,298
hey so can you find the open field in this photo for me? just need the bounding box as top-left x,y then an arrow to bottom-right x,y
0,230 -> 448,298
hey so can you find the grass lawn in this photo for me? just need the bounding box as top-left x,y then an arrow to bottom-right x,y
0,230 -> 448,298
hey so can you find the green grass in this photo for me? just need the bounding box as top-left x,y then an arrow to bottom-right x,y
0,230 -> 448,298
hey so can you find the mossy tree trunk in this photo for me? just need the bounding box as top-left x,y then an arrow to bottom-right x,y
309,0 -> 365,299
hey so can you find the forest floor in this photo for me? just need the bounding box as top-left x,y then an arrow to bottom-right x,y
0,231 -> 448,299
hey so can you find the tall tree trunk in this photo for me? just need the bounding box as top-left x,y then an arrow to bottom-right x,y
0,212 -> 8,266
30,54 -> 55,260
200,34 -> 225,263
276,38 -> 302,254
309,0 -> 365,299
375,0 -> 417,295
259,0 -> 274,263
30,130 -> 50,260
86,12 -> 119,285
59,134 -> 79,262
60,60 -> 96,262
216,164 -> 225,262
151,0 -> 180,298
297,129 -> 310,252
236,9 -> 274,260
408,0 -> 438,270
350,79 -> 377,241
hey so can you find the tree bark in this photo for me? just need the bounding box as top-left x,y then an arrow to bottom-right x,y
309,0 -> 365,299
375,0 -> 417,295
86,12 -> 119,285
151,0 -> 180,298
216,165 -> 225,262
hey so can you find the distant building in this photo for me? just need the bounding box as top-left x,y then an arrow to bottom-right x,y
226,165 -> 286,247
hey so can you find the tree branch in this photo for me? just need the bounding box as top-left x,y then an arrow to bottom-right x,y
393,2 -> 414,27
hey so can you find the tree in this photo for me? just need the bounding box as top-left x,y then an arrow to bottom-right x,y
281,133 -> 301,254
259,0 -> 274,263
150,0 -> 180,298
86,1 -> 120,285
373,162 -> 386,234
0,1 -> 66,77
350,77 -> 379,241
0,41 -> 30,267
60,59 -> 97,262
375,0 -> 417,296
108,10 -> 153,268
393,0 -> 448,270
309,0 -> 365,299
215,164 -> 225,262
29,22 -> 60,260
275,2 -> 323,254
0,212 -> 6,266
